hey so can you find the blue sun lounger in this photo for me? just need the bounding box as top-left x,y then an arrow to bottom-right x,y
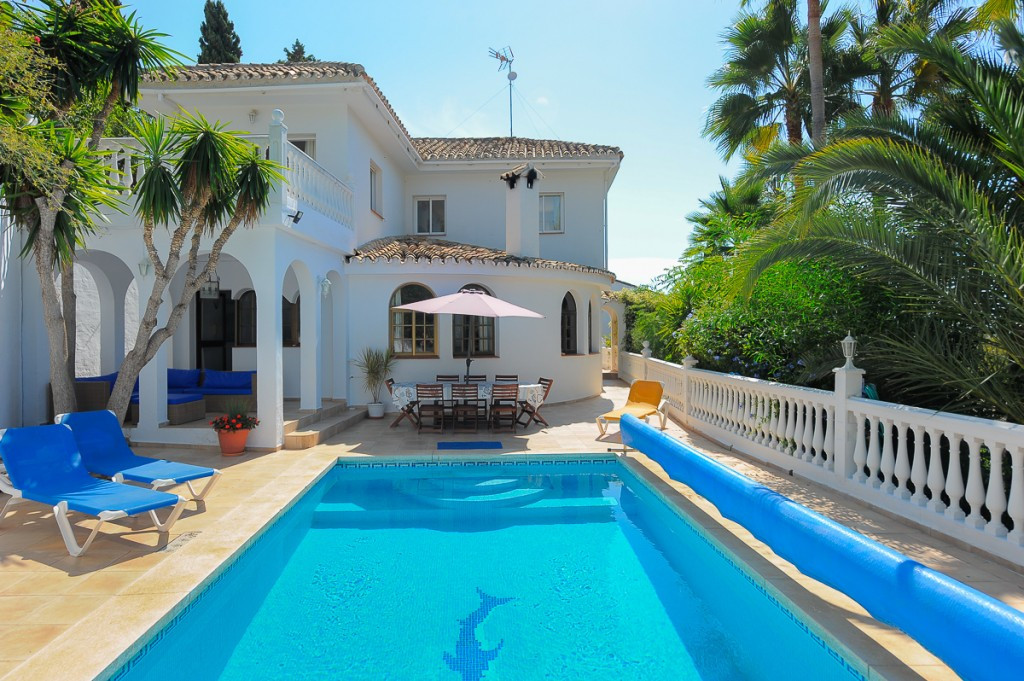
56,410 -> 221,502
0,424 -> 186,557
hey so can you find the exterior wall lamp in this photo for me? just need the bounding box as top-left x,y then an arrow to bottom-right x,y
289,210 -> 303,224
319,276 -> 332,299
841,332 -> 858,369
137,258 -> 152,277
199,272 -> 221,299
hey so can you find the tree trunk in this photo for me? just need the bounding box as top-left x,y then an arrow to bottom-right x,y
33,204 -> 77,416
61,261 -> 76,380
807,0 -> 826,146
785,99 -> 803,146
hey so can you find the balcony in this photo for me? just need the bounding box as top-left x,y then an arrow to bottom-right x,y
97,126 -> 354,249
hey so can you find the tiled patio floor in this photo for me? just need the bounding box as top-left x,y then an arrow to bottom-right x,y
0,379 -> 1021,680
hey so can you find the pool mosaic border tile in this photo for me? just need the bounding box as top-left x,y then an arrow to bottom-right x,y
107,455 -> 869,681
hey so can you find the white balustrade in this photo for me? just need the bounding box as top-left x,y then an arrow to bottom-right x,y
615,350 -> 1024,565
283,142 -> 354,228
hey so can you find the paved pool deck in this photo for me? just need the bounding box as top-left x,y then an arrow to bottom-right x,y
0,378 -> 1021,680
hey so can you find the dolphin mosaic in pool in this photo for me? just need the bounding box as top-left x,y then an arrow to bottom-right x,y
443,587 -> 514,681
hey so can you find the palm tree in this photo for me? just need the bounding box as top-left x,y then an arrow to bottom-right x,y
851,0 -> 977,116
705,0 -> 860,160
807,0 -> 826,144
107,113 -> 279,419
2,1 -> 181,413
735,21 -> 1024,421
684,176 -> 773,262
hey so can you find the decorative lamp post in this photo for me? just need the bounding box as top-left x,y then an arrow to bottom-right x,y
841,332 -> 858,369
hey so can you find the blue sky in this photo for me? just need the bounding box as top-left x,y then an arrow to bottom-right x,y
128,0 -> 744,286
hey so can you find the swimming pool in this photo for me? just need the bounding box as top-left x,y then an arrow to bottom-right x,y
108,456 -> 869,680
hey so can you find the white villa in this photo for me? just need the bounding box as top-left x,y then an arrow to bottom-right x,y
0,61 -> 626,450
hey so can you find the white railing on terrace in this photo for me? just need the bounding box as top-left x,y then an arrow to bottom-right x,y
283,142 -> 353,227
97,131 -> 353,230
620,348 -> 1024,566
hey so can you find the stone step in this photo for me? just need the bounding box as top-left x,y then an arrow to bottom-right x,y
283,407 -> 365,449
283,400 -> 347,434
409,486 -> 548,510
602,370 -> 619,380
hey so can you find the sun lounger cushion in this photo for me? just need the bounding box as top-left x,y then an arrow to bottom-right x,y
0,425 -> 180,516
600,402 -> 661,423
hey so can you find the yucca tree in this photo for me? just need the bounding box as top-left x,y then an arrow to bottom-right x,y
107,112 -> 280,419
1,0 -> 182,414
735,21 -> 1024,421
705,0 -> 861,160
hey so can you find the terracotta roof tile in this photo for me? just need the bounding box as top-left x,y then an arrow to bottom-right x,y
412,137 -> 623,161
347,236 -> 614,279
142,62 -> 412,139
142,65 -> 622,163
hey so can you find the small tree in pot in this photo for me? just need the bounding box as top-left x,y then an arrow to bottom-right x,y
355,347 -> 396,418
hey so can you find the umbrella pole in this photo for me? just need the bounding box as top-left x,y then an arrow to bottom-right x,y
465,315 -> 474,376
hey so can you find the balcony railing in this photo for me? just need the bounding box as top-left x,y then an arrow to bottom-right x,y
620,350 -> 1024,567
96,135 -> 353,231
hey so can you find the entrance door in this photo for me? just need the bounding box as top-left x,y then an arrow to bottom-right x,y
196,291 -> 235,370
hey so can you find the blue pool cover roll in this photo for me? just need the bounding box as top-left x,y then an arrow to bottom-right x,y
620,414 -> 1024,681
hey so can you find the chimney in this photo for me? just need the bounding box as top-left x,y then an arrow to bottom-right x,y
502,163 -> 540,257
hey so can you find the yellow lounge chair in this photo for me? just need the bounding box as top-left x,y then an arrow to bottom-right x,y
596,380 -> 666,436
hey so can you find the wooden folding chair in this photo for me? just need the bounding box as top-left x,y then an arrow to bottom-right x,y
518,377 -> 553,428
493,374 -> 519,383
416,383 -> 446,433
451,383 -> 484,433
489,383 -> 519,433
386,378 -> 419,429
463,374 -> 487,383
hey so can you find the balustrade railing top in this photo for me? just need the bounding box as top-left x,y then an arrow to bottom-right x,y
617,350 -> 1024,566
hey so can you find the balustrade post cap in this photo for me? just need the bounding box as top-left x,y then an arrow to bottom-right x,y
271,109 -> 285,123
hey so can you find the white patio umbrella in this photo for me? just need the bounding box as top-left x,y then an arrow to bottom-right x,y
394,289 -> 544,373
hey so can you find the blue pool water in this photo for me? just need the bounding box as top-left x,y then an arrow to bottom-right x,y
110,457 -> 868,681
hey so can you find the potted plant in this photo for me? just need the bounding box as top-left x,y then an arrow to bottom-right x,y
210,400 -> 260,456
355,347 -> 396,418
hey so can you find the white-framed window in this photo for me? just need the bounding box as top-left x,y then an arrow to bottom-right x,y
540,193 -> 563,233
415,196 -> 446,235
370,162 -> 382,216
289,136 -> 316,160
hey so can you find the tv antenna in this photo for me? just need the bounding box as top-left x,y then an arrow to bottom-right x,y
489,46 -> 516,138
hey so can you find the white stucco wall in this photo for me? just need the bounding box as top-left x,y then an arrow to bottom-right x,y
345,261 -> 608,407
405,167 -> 609,269
0,218 -> 24,426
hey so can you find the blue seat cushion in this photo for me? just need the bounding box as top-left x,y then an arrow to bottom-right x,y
202,370 -> 254,391
168,368 -> 201,390
195,387 -> 252,396
130,393 -> 203,405
117,460 -> 216,485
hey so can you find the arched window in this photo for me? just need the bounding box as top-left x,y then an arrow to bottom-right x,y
390,284 -> 437,357
561,292 -> 577,355
588,300 -> 593,353
282,295 -> 301,347
453,284 -> 496,357
236,291 -> 257,347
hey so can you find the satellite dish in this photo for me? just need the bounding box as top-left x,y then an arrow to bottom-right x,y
508,71 -> 518,81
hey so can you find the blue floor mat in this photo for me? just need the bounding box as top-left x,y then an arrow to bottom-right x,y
437,441 -> 503,450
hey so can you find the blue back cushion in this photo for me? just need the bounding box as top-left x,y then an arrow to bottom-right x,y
0,424 -> 92,492
57,410 -> 138,472
203,370 -> 254,391
168,368 -> 201,389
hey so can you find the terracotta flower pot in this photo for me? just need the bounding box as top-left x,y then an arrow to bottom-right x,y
218,428 -> 250,456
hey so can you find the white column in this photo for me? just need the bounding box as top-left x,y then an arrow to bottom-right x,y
300,281 -> 322,410
832,363 -> 865,480
135,282 -> 168,430
252,267 -> 283,449
267,109 -> 288,226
